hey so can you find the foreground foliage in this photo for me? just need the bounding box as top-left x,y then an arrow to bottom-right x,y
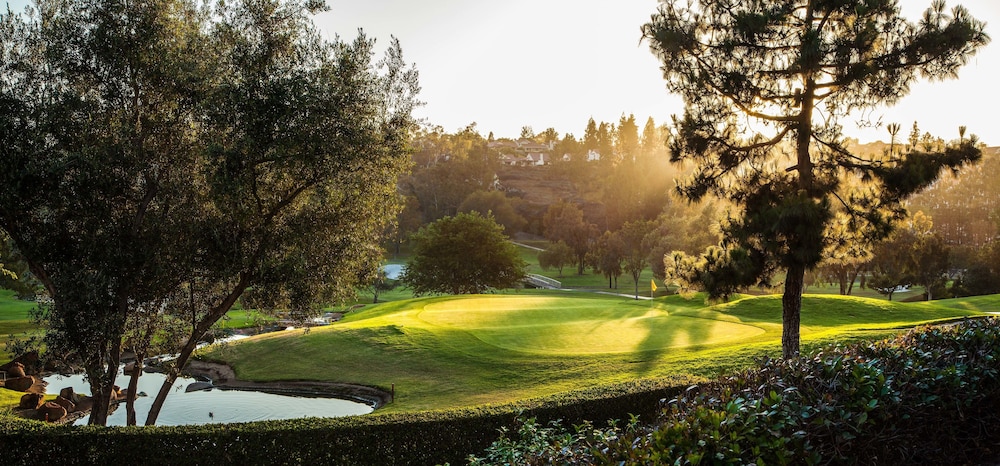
470,317 -> 1000,465
0,379 -> 682,466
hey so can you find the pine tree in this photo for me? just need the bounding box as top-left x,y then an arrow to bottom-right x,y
643,0 -> 988,357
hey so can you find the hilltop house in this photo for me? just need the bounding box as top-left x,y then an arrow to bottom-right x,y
490,138 -> 555,166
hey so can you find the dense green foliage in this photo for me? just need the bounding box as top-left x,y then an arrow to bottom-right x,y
0,0 -> 416,425
537,240 -> 574,278
471,317 -> 1000,464
401,212 -> 527,295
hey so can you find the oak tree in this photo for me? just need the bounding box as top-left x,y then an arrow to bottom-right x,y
0,0 -> 417,425
401,212 -> 527,295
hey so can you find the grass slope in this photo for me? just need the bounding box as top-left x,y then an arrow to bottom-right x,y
202,291 -> 992,413
0,289 -> 43,361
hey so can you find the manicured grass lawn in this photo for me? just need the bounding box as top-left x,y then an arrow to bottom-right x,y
215,310 -> 276,330
0,289 -> 43,362
202,291 -> 991,413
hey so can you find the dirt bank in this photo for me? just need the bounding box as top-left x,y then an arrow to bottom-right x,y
183,359 -> 392,408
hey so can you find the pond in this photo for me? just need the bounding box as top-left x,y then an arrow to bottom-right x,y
43,367 -> 374,426
383,263 -> 405,279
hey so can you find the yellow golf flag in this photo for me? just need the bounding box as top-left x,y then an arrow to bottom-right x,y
650,279 -> 658,292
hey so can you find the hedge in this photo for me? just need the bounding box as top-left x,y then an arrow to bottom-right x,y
0,376 -> 690,465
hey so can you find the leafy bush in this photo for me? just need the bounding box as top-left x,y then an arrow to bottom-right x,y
470,318 -> 1000,465
0,377 -> 684,465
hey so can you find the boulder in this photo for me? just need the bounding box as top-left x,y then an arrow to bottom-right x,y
1,351 -> 41,375
74,396 -> 94,413
25,376 -> 47,394
19,392 -> 44,410
38,401 -> 67,422
54,396 -> 76,413
59,387 -> 78,403
4,376 -> 34,392
5,362 -> 26,378
185,382 -> 213,392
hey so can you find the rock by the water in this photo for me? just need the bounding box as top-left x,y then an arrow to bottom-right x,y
59,387 -> 78,403
5,362 -> 26,378
19,393 -> 44,410
1,351 -> 41,375
74,396 -> 94,413
54,396 -> 76,413
185,382 -> 213,392
5,376 -> 34,392
38,401 -> 67,422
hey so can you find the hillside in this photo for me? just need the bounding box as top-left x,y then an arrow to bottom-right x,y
496,165 -> 607,229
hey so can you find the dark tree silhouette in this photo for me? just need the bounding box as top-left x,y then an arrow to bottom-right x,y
643,0 -> 988,357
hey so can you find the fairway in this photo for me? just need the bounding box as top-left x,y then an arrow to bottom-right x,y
202,291 -> 993,412
417,296 -> 764,354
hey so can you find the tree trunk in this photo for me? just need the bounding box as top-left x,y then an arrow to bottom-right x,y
82,328 -> 125,426
781,263 -> 805,359
85,355 -> 121,425
125,357 -> 143,426
146,280 -> 247,425
846,267 -> 860,295
87,385 -> 113,425
146,337 -> 198,425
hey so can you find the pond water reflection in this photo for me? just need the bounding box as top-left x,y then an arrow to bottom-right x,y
43,369 -> 374,426
383,263 -> 405,279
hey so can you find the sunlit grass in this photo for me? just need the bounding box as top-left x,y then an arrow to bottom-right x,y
203,291 -> 990,413
0,289 -> 43,361
0,387 -> 55,410
415,296 -> 763,354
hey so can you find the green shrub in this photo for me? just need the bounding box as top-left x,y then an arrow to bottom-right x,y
472,317 -> 1000,465
0,377 -> 684,465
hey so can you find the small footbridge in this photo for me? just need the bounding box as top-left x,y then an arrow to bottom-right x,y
524,274 -> 561,289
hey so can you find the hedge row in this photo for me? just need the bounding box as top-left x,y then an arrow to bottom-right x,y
0,375 -> 690,465
471,317 -> 1000,465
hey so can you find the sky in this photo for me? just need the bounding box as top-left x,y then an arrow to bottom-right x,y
316,0 -> 999,144
5,0 -> 998,144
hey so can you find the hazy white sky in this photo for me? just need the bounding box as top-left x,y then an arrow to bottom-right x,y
317,0 -> 999,144
4,0 -> 997,143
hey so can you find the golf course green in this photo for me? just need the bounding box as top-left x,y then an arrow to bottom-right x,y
200,291 -> 995,412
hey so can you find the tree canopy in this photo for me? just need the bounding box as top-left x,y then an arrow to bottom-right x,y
643,0 -> 988,357
543,201 -> 596,275
0,0 -> 417,425
401,212 -> 527,295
